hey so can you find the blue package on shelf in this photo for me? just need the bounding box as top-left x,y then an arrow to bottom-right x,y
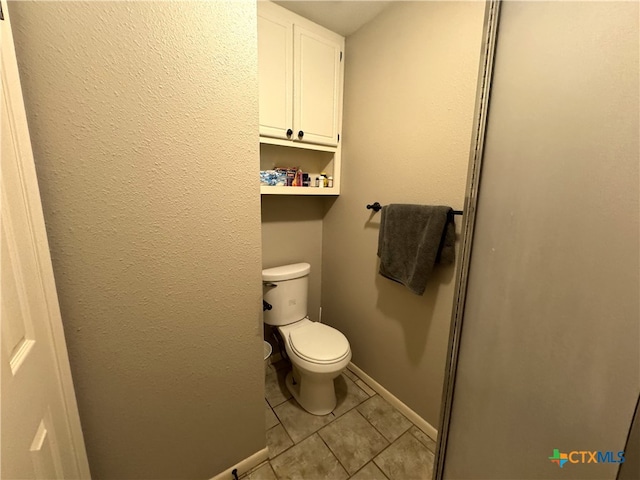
260,170 -> 287,186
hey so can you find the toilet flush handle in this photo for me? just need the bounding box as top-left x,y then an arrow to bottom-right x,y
263,283 -> 278,288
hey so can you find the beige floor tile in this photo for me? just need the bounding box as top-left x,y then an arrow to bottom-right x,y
265,364 -> 278,378
267,424 -> 294,459
350,462 -> 389,480
357,395 -> 412,442
409,425 -> 437,453
355,379 -> 376,397
270,434 -> 348,480
318,409 -> 388,475
266,366 -> 292,408
265,358 -> 288,376
343,368 -> 360,383
270,358 -> 289,372
246,461 -> 278,480
265,401 -> 279,430
374,431 -> 434,480
273,398 -> 335,443
332,374 -> 370,418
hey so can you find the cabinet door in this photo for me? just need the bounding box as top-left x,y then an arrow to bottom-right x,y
258,10 -> 293,140
294,25 -> 342,147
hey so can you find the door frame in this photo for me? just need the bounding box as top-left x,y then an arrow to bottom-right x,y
1,0 -> 91,476
432,1 -> 501,478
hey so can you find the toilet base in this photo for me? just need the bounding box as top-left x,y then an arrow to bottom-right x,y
285,370 -> 336,416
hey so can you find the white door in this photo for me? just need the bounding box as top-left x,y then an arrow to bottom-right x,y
293,24 -> 342,147
1,2 -> 91,478
258,5 -> 293,141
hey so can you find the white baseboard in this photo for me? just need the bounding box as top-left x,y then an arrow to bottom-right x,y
210,447 -> 269,480
348,362 -> 438,442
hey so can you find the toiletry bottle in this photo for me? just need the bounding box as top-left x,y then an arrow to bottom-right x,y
327,176 -> 334,188
320,172 -> 328,187
318,175 -> 325,188
315,176 -> 320,187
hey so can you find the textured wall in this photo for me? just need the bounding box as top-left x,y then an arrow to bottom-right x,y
321,1 -> 485,427
444,2 -> 639,479
9,1 -> 264,478
261,196 -> 328,324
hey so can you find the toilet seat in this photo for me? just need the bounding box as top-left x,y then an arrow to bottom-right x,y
288,322 -> 350,365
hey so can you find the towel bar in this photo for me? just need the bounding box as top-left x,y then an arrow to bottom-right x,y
366,202 -> 463,216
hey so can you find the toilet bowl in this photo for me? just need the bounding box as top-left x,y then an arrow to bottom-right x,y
263,263 -> 352,415
279,318 -> 351,415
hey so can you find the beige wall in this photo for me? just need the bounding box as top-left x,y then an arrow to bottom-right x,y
9,1 -> 265,478
321,1 -> 485,427
261,196 -> 330,323
444,2 -> 639,479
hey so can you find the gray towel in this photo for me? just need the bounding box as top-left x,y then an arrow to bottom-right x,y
377,204 -> 456,295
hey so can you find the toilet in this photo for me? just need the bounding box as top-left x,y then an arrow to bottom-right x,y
262,263 -> 351,415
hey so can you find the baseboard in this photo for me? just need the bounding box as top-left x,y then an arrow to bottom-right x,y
348,362 -> 438,442
210,447 -> 269,480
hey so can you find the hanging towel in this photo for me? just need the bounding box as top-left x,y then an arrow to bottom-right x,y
377,204 -> 456,295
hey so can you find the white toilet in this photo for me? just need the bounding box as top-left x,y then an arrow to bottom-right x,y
263,263 -> 351,415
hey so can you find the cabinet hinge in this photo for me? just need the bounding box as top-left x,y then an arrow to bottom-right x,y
338,134 -> 340,142
340,51 -> 343,61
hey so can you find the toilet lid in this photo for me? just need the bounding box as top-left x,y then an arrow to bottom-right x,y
288,322 -> 350,364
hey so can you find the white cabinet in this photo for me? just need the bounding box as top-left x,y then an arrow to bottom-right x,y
293,24 -> 342,146
257,8 -> 293,140
258,2 -> 344,148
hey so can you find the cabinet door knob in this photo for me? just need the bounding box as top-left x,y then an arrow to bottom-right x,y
298,130 -> 304,139
286,128 -> 293,138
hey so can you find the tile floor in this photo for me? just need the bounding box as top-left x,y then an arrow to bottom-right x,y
243,360 -> 437,480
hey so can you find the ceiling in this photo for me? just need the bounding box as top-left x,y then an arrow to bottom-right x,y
273,1 -> 392,37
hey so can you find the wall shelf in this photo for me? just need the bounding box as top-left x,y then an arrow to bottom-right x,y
260,143 -> 340,195
260,186 -> 339,195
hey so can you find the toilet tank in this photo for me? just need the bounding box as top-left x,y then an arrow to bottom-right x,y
262,263 -> 310,326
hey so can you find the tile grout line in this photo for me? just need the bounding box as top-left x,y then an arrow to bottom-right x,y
407,426 -> 437,454
356,394 -> 413,444
316,405 -> 392,478
330,375 -> 373,420
239,459 -> 271,480
269,401 -> 283,425
315,431 -> 351,478
266,420 -> 295,462
357,408 -> 423,476
268,404 -> 341,464
346,409 -> 393,475
266,370 -> 422,479
267,403 -> 279,429
267,399 -> 285,409
332,395 -> 367,420
373,428 -> 435,478
265,374 -> 371,473
349,460 -> 393,480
